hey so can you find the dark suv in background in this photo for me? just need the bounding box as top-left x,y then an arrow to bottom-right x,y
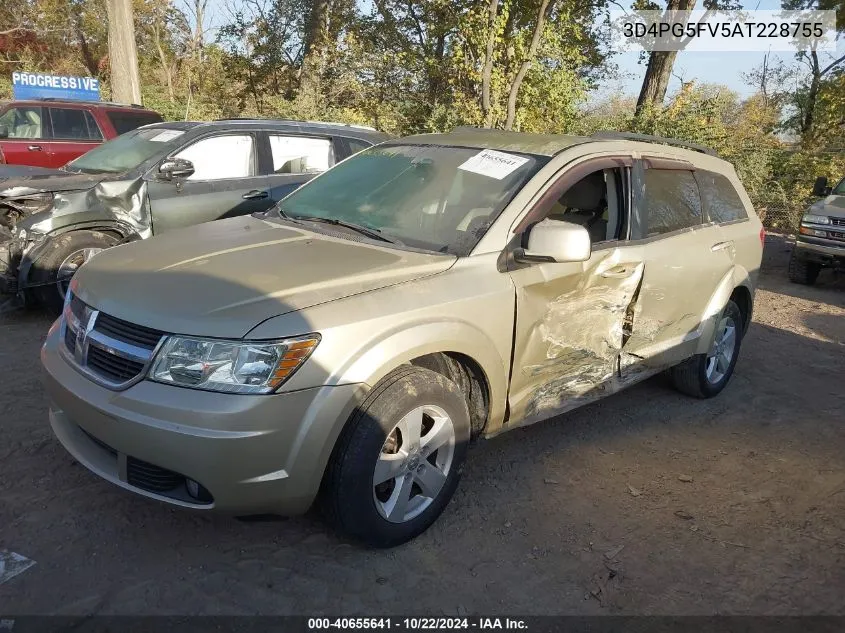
1,118 -> 390,311
0,98 -> 163,169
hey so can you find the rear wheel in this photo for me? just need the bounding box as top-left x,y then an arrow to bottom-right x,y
788,249 -> 820,285
322,366 -> 470,547
669,300 -> 744,399
29,230 -> 117,314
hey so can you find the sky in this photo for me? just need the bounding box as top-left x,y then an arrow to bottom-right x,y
200,0 -> 842,103
598,0 -> 844,102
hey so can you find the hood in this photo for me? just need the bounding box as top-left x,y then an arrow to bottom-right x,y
0,164 -> 63,181
812,194 -> 845,218
0,169 -> 108,196
73,215 -> 456,338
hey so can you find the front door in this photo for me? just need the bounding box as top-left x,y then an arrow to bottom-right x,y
0,105 -> 54,168
147,132 -> 270,234
507,160 -> 647,427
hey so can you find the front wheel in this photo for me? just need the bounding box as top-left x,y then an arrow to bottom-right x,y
788,250 -> 820,285
669,300 -> 744,399
322,366 -> 471,547
28,230 -> 118,314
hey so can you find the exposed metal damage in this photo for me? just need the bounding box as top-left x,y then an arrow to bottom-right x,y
0,173 -> 148,295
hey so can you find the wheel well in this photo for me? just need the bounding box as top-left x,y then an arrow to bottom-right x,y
730,286 -> 752,334
410,352 -> 490,438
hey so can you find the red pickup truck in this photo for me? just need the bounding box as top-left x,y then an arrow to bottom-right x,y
0,98 -> 163,169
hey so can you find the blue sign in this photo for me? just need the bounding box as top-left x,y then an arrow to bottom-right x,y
12,72 -> 100,102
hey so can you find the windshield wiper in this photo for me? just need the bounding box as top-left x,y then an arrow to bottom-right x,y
289,214 -> 403,245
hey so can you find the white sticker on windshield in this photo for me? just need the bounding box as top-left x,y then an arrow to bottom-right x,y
149,130 -> 184,143
458,149 -> 530,180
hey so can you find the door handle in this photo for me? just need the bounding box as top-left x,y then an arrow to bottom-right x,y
27,145 -> 43,151
242,190 -> 269,200
711,240 -> 734,252
601,265 -> 637,279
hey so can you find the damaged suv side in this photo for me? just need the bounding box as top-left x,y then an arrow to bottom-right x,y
1,119 -> 389,310
42,130 -> 763,547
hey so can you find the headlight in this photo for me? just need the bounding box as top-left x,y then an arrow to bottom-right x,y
149,334 -> 320,394
13,191 -> 54,214
802,213 -> 830,225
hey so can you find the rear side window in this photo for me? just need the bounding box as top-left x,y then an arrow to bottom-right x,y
642,168 -> 702,236
696,171 -> 748,223
269,135 -> 332,173
49,108 -> 102,140
346,139 -> 371,155
106,110 -> 164,136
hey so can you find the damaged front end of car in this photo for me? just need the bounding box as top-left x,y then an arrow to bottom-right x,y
0,178 -> 151,301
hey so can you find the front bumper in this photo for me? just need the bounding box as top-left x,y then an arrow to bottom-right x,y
794,236 -> 845,266
41,321 -> 367,515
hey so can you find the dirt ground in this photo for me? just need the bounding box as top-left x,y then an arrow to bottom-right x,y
1,233 -> 843,616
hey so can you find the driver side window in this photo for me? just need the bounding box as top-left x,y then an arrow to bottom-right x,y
174,134 -> 255,181
542,168 -> 624,244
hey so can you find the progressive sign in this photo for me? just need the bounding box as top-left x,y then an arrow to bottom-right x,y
12,72 -> 100,102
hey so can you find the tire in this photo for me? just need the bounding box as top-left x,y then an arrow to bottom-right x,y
322,365 -> 471,547
29,230 -> 118,314
669,300 -> 744,399
788,249 -> 820,285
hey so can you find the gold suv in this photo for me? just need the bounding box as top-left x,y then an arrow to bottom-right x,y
41,129 -> 763,547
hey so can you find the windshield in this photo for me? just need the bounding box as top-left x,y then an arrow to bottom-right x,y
67,127 -> 186,174
275,144 -> 545,255
833,178 -> 845,195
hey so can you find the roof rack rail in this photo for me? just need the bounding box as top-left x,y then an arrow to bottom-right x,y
591,131 -> 717,156
32,97 -> 145,109
213,117 -> 378,131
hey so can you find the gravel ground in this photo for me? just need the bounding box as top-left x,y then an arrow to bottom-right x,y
1,233 -> 843,615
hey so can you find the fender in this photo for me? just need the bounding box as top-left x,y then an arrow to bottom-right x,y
18,220 -> 143,291
694,263 -> 755,356
337,320 -> 510,435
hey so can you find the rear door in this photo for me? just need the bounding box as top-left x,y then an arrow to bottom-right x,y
621,158 -> 734,368
147,131 -> 268,234
0,105 -> 54,167
47,106 -> 104,166
261,132 -> 335,202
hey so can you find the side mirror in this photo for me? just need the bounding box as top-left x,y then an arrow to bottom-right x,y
0,124 -> 9,139
516,218 -> 592,264
158,157 -> 194,180
812,176 -> 830,197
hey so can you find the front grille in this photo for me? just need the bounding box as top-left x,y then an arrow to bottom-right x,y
830,217 -> 845,227
94,313 -> 163,350
827,230 -> 845,241
64,292 -> 164,387
64,325 -> 76,352
127,457 -> 183,493
87,345 -> 145,382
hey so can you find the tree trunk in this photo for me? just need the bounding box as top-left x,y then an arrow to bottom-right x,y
151,22 -> 175,103
481,0 -> 499,128
504,0 -> 552,130
300,0 -> 332,95
801,50 -> 821,136
634,0 -> 696,117
72,13 -> 99,77
106,0 -> 142,104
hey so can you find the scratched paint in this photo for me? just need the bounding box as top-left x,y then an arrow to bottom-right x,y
0,550 -> 35,586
